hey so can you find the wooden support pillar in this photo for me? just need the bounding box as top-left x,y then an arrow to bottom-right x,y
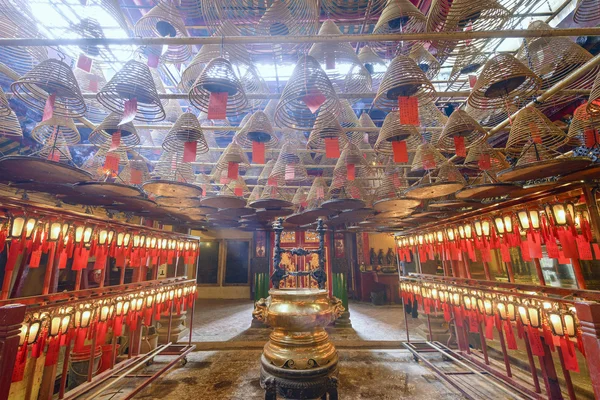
0,304 -> 27,400
538,338 -> 563,400
570,258 -> 587,290
575,301 -> 600,400
533,258 -> 546,286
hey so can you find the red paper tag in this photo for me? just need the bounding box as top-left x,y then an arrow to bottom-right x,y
110,130 -> 121,151
316,186 -> 324,199
347,163 -> 355,181
325,137 -> 340,158
119,98 -> 137,125
546,240 -> 559,259
285,165 -> 295,181
584,128 -> 599,148
453,136 -> 466,157
234,187 -> 243,196
422,152 -> 436,170
88,75 -> 99,92
47,150 -> 60,162
77,54 -> 93,72
468,75 -> 477,88
94,251 -> 107,270
227,161 -> 239,179
530,123 -> 542,144
267,177 -> 277,186
576,235 -> 593,260
147,53 -> 160,68
593,243 -> 600,259
207,92 -> 228,120
504,321 -> 518,350
398,97 -> 419,126
58,252 -> 68,269
130,169 -> 142,184
478,153 -> 491,170
42,93 -> 56,122
29,249 -> 42,268
325,53 -> 336,70
528,232 -> 543,259
253,142 -> 265,164
392,140 -> 408,163
183,141 -> 197,162
302,90 -> 326,114
528,326 -> 545,357
500,243 -> 511,263
115,254 -> 125,268
104,153 -> 120,174
560,337 -> 579,372
220,176 -> 230,184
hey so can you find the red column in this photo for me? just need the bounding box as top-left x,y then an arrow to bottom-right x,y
575,301 -> 600,400
0,304 -> 27,400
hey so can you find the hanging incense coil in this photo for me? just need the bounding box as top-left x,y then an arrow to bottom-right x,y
467,54 -> 542,110
322,0 -> 385,19
134,1 -> 191,64
99,0 -> 131,34
240,65 -> 270,110
274,55 -> 340,130
152,150 -> 195,182
358,46 -> 387,91
358,112 -> 379,147
447,47 -> 489,83
292,186 -> 310,209
220,176 -> 250,198
38,134 -> 72,162
247,185 -> 263,203
411,143 -> 447,172
11,58 -> 86,118
255,160 -> 276,185
568,102 -> 600,147
374,112 -> 421,156
70,18 -> 106,58
307,110 -> 349,151
119,157 -> 151,185
325,178 -> 367,211
235,111 -> 278,149
189,57 -> 248,118
215,141 -> 251,174
308,20 -> 372,94
463,141 -> 509,172
0,87 -> 10,117
30,117 -> 80,146
332,142 -> 372,182
162,112 -> 209,154
373,54 -> 436,111
81,148 -> 128,179
587,72 -> 600,116
338,100 -> 362,144
405,161 -> 466,199
375,168 -> 409,199
0,16 -> 47,76
574,0 -> 600,24
305,177 -> 330,209
408,44 -> 440,81
516,21 -> 598,110
419,102 -> 448,144
465,102 -> 515,128
164,100 -> 183,122
198,111 -> 235,138
96,59 -> 166,122
73,67 -> 108,122
269,140 -> 309,185
372,0 -> 426,56
0,109 -> 22,139
504,106 -> 568,158
436,109 -> 486,155
180,45 -> 222,91
89,113 -> 140,149
255,185 -> 295,208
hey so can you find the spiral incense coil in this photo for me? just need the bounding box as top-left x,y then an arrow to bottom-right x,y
408,44 -> 440,81
180,45 -> 222,91
219,176 -> 249,197
358,112 -> 379,147
587,72 -> 600,116
434,161 -> 467,185
574,0 -> 600,24
71,18 -> 106,59
448,48 -> 490,82
358,46 -> 387,91
464,141 -> 509,172
0,16 -> 47,76
247,185 -> 263,203
73,67 -> 108,122
375,168 -> 409,199
257,160 -> 277,185
240,65 -> 270,110
568,102 -> 599,147
465,102 -> 515,127
292,186 -> 310,209
372,0 -> 426,56
31,117 -> 80,146
374,111 -> 422,156
516,21 -> 598,110
0,109 -> 22,139
373,54 -> 436,111
332,142 -> 372,181
308,20 -> 372,95
11,58 -> 86,119
189,57 -> 248,118
164,100 -> 183,122
0,87 -> 10,117
436,109 -> 486,154
411,143 -> 447,171
162,112 -> 209,154
38,134 -> 72,162
467,54 -> 542,110
259,185 -> 295,202
235,111 -> 278,149
99,0 -> 131,34
198,111 -> 234,138
306,110 -> 349,151
322,0 -> 385,19
338,100 -> 362,145
515,141 -> 562,166
504,106 -> 568,158
119,158 -> 151,185
96,59 -> 166,122
134,1 -> 191,64
305,177 -> 330,208
274,55 -> 340,131
82,148 -> 128,179
89,113 -> 140,149
215,141 -> 251,173
328,176 -> 366,200
269,140 -> 309,185
419,102 -> 448,144
152,151 -> 195,182
195,173 -> 216,195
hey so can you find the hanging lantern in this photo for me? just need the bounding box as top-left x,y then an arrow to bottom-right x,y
74,225 -> 94,244
10,216 -> 38,239
497,299 -> 517,321
74,305 -> 94,329
446,228 -> 456,241
549,202 -> 575,227
22,319 -> 43,345
494,216 -> 505,235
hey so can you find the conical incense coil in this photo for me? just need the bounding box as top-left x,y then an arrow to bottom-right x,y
82,148 -> 128,179
306,110 -> 349,155
96,59 -> 166,122
358,46 -> 387,91
0,16 -> 47,76
434,161 -> 467,185
338,100 -> 362,145
162,112 -> 209,155
89,113 -> 140,149
408,44 -> 440,80
372,0 -> 426,56
259,185 -> 295,202
504,106 -> 568,158
195,173 -> 215,195
152,150 -> 195,182
437,109 -> 486,155
164,99 -> 183,122
71,18 -> 106,59
198,111 -> 234,138
134,1 -> 191,64
248,185 -> 263,203
373,54 -> 436,111
515,141 -> 562,166
73,67 -> 108,122
328,176 -> 366,200
189,57 -> 249,118
464,142 -> 509,172
274,55 -> 340,131
0,87 -> 11,117
375,168 -> 409,199
467,54 -> 542,110
219,176 -> 249,197
292,186 -> 310,210
359,112 -> 379,147
574,0 -> 600,24
418,102 -> 448,144
180,45 -> 222,91
305,177 -> 330,208
0,109 -> 22,139
30,117 -> 80,146
411,143 -> 447,171
568,102 -> 600,148
269,140 -> 309,185
99,0 -> 131,34
333,142 -> 373,183
38,134 -> 72,162
11,58 -> 86,119
587,72 -> 600,116
257,160 -> 277,185
374,112 -> 421,158
234,111 -> 278,149
322,0 -> 386,20
119,158 -> 151,185
516,20 -> 598,109
465,102 -> 515,128
448,47 -> 489,82
240,65 -> 270,110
